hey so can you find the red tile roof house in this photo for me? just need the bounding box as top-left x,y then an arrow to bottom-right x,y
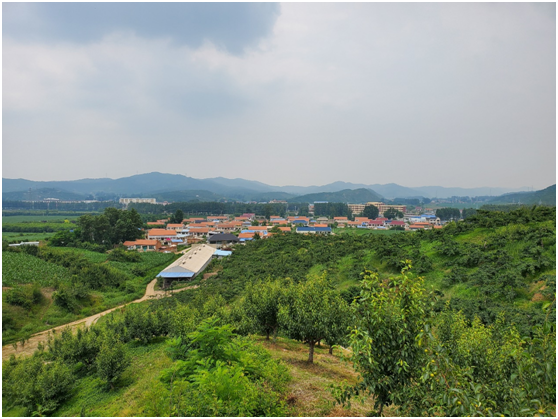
215,223 -> 238,233
166,223 -> 185,231
368,220 -> 385,228
123,240 -> 161,252
276,227 -> 292,232
389,220 -> 406,228
207,216 -> 230,221
189,227 -> 210,238
147,229 -> 177,242
246,226 -> 269,231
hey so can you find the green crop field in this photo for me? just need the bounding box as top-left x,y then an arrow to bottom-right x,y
2,215 -> 81,223
2,232 -> 57,242
2,252 -> 73,287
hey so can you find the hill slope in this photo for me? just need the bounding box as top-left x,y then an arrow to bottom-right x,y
487,184 -> 556,206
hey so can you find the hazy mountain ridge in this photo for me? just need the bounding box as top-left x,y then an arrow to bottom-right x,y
487,184 -> 556,206
2,172 -> 536,200
286,188 -> 383,204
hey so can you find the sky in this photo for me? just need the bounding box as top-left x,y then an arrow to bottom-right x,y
2,2 -> 556,189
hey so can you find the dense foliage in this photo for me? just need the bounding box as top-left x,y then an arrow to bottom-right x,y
314,202 -> 352,218
2,206 -> 555,416
335,264 -> 556,417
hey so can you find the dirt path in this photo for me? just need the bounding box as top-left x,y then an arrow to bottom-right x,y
2,279 -> 198,361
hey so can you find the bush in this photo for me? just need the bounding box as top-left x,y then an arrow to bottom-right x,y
5,285 -> 43,309
96,335 -> 130,390
2,356 -> 74,416
107,247 -> 142,263
159,317 -> 290,416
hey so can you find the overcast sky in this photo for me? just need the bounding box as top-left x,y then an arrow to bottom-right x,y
3,3 -> 556,189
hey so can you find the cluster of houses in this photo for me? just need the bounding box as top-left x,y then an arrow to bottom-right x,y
122,211 -> 443,253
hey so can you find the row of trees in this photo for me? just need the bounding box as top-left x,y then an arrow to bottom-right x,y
240,275 -> 349,362
4,261 -> 555,416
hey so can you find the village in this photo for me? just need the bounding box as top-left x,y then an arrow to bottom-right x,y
122,200 -> 444,255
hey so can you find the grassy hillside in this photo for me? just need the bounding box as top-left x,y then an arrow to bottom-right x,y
2,246 -> 177,344
206,206 -> 555,333
488,184 -> 556,205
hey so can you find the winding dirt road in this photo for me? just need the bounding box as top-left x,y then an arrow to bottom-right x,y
2,279 -> 197,361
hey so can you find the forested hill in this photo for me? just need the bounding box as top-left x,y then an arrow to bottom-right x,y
286,188 -> 383,204
207,206 -> 556,334
488,184 -> 556,206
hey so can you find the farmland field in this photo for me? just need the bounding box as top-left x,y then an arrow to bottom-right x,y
2,252 -> 73,287
2,215 -> 81,223
55,247 -> 177,276
2,232 -> 56,242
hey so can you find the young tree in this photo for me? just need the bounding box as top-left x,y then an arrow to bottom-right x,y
335,262 -> 429,416
96,333 -> 130,390
279,275 -> 348,363
241,279 -> 288,340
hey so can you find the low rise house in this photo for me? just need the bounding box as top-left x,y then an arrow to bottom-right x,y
208,233 -> 240,247
147,228 -> 178,241
123,239 -> 161,252
166,223 -> 185,231
189,227 -> 210,238
296,226 -> 332,235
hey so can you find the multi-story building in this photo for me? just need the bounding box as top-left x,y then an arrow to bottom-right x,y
119,197 -> 156,207
367,202 -> 407,216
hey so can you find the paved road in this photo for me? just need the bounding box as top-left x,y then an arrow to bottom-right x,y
2,279 -> 197,361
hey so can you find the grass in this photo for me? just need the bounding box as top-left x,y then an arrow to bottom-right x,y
259,336 -> 384,416
55,339 -> 173,417
50,335 -> 382,417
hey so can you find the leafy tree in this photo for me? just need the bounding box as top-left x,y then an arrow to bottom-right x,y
335,262 -> 429,415
241,279 -> 288,340
384,208 -> 404,219
461,208 -> 477,219
96,332 -> 130,390
362,205 -> 379,220
278,274 -> 348,363
169,209 -> 184,224
435,207 -> 461,221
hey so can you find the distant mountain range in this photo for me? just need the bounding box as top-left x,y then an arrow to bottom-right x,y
286,188 -> 383,204
2,172 -> 542,203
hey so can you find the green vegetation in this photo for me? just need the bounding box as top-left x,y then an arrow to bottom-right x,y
2,206 -> 555,416
2,252 -> 73,287
2,243 -> 176,344
362,204 -> 379,219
